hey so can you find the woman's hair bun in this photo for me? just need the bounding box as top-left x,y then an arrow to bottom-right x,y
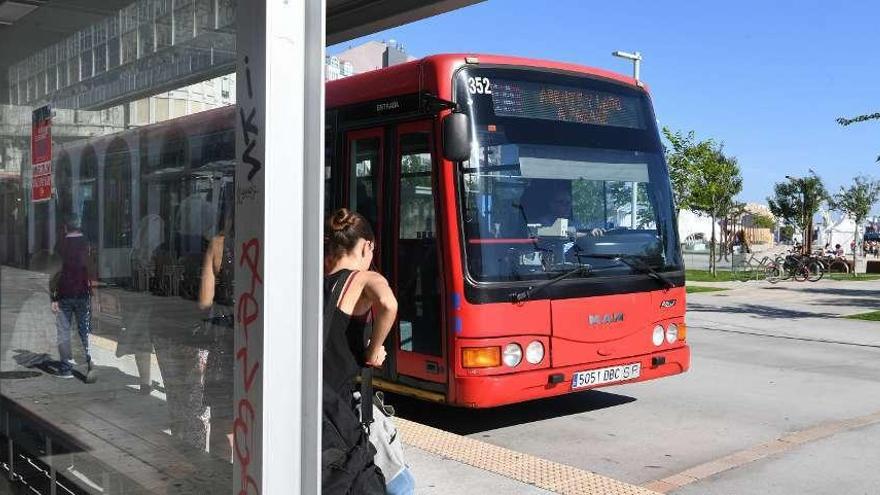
324,208 -> 375,261
329,208 -> 357,232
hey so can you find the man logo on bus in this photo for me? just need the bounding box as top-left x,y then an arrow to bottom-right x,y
589,313 -> 624,325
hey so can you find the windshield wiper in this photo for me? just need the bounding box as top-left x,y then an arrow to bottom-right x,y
511,265 -> 592,303
575,253 -> 675,289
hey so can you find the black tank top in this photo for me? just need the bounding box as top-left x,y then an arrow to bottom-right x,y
214,234 -> 235,307
323,269 -> 368,395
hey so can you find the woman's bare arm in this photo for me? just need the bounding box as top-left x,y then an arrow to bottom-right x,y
198,238 -> 220,310
359,272 -> 398,366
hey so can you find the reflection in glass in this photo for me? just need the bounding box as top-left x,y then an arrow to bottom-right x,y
1,106 -> 237,491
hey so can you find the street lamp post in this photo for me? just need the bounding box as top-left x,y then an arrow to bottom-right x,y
612,50 -> 642,82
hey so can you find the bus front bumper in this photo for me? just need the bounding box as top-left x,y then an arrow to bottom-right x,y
453,344 -> 690,408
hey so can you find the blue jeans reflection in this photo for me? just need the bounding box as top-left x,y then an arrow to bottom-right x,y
56,295 -> 92,373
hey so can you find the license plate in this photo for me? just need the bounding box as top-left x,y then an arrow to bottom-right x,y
571,362 -> 641,390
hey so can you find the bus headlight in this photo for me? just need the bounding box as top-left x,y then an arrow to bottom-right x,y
502,343 -> 523,367
666,323 -> 679,344
652,325 -> 665,346
525,341 -> 544,364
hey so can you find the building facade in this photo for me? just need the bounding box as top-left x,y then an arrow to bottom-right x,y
326,39 -> 414,80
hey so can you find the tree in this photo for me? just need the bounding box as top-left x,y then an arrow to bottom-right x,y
829,176 -> 880,275
719,201 -> 748,260
779,225 -> 795,242
767,171 -> 828,254
751,213 -> 776,230
688,149 -> 743,276
837,113 -> 880,162
662,128 -> 718,213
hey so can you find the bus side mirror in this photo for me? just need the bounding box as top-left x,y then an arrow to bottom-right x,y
442,112 -> 471,162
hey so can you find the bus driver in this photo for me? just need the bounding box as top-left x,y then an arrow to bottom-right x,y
519,179 -> 605,236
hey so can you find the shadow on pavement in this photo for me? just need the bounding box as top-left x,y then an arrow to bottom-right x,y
388,389 -> 636,435
763,286 -> 880,298
687,302 -> 838,319
12,348 -> 57,374
10,348 -> 144,386
811,298 -> 880,309
0,370 -> 42,379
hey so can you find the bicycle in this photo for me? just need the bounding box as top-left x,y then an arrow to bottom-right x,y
732,252 -> 776,282
802,253 -> 825,282
819,254 -> 850,274
766,252 -> 811,283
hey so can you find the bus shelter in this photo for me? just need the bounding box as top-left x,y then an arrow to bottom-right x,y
0,0 -> 480,492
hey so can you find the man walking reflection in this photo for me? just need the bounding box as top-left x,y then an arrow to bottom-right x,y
50,215 -> 97,382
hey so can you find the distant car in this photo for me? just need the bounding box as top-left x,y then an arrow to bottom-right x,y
864,232 -> 880,242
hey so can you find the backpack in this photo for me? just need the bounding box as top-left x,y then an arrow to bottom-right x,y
321,270 -> 385,495
354,388 -> 408,483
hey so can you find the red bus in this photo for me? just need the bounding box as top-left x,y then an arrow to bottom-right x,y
19,53 -> 688,409
326,54 -> 689,407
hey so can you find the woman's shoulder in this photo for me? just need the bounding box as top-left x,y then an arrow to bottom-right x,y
341,270 -> 390,296
356,270 -> 390,286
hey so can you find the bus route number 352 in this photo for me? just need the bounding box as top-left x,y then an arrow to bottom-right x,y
467,77 -> 492,95
571,362 -> 641,390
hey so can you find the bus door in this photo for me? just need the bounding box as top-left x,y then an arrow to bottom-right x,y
344,127 -> 384,261
390,121 -> 445,384
344,127 -> 390,380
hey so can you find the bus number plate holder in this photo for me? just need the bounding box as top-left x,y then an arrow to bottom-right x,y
571,362 -> 641,390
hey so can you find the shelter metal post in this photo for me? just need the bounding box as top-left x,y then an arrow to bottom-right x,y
235,0 -> 325,492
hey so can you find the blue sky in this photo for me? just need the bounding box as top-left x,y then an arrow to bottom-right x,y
330,0 -> 879,206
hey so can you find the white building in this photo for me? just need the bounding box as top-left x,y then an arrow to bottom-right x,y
678,209 -> 722,250
325,56 -> 355,81
328,39 -> 415,79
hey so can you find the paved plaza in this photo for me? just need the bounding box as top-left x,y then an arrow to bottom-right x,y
401,277 -> 880,494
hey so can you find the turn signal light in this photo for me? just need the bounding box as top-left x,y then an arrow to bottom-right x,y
462,347 -> 501,368
678,323 -> 687,342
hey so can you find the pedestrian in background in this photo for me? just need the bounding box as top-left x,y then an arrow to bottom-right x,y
50,215 -> 97,382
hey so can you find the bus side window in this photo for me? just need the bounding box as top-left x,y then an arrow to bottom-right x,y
397,132 -> 441,357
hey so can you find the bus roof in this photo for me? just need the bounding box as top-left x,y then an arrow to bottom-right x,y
325,53 -> 646,109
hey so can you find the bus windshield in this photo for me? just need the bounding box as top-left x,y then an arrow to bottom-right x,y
454,67 -> 682,283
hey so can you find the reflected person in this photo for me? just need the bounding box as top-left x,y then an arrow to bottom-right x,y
116,214 -> 166,394
198,202 -> 235,462
50,215 -> 97,382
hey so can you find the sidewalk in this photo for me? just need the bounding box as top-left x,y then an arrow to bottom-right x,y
407,446 -> 554,494
400,417 -> 659,495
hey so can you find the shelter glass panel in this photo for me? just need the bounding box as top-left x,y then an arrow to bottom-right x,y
0,1 -> 238,492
